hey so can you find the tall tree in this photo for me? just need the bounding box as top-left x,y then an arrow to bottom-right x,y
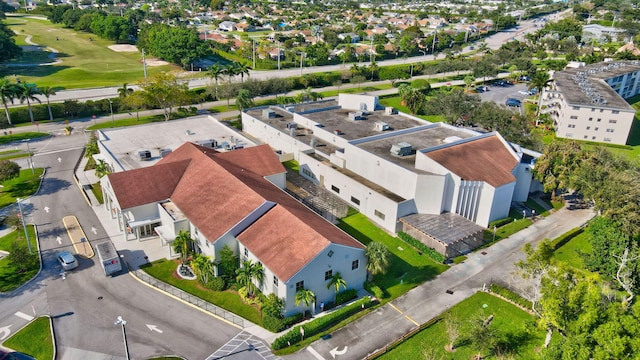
365,241 -> 390,276
117,83 -> 133,99
17,83 -> 41,123
38,86 -> 57,121
529,70 -> 552,115
172,230 -> 193,265
233,62 -> 250,83
138,73 -> 188,121
236,259 -> 264,297
235,89 -> 254,111
191,253 -> 214,285
0,160 -> 20,182
207,64 -> 225,100
0,78 -> 17,126
532,140 -> 584,200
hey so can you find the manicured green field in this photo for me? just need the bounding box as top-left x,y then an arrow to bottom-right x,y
379,96 -> 447,122
0,168 -> 45,208
337,213 -> 448,300
141,259 -> 263,326
552,230 -> 592,271
2,317 -> 53,360
3,15 -> 178,89
377,292 -> 545,359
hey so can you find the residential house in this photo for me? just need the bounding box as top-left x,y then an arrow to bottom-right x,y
218,21 -> 237,32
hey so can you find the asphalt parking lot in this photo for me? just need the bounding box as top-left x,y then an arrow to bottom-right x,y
475,82 -> 533,115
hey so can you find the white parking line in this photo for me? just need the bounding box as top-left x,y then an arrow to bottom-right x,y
306,346 -> 325,360
15,312 -> 34,321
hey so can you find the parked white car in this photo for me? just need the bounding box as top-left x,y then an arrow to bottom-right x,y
57,251 -> 78,270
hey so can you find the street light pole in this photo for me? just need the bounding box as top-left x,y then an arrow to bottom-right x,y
16,198 -> 32,254
108,99 -> 115,124
300,52 -> 305,76
23,139 -> 34,174
114,316 -> 130,360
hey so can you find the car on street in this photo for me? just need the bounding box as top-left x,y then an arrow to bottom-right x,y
505,98 -> 522,107
57,251 -> 78,270
518,90 -> 532,95
476,85 -> 489,92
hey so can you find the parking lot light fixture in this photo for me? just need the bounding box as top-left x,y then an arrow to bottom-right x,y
114,316 -> 130,360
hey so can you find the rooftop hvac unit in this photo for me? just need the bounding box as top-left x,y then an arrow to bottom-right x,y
385,106 -> 395,115
220,141 -> 231,150
348,112 -> 365,121
262,109 -> 276,119
285,106 -> 295,112
310,138 -> 317,148
196,139 -> 217,148
159,148 -> 172,158
138,150 -> 152,161
286,122 -> 298,129
390,142 -> 413,157
334,129 -> 342,135
289,127 -> 296,137
375,122 -> 390,131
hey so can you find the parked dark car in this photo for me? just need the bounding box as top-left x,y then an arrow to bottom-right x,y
505,98 -> 522,107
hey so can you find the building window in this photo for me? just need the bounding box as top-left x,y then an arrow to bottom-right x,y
244,248 -> 248,257
597,118 -> 601,122
588,117 -> 593,121
351,196 -> 360,205
590,108 -> 595,112
594,127 -> 599,131
600,109 -> 604,113
569,115 -> 578,119
331,185 -> 340,193
575,106 -> 581,110
325,270 -> 333,280
612,110 -> 620,114
374,210 -> 385,220
327,250 -> 334,258
592,136 -> 596,140
296,281 -> 304,291
352,260 -> 359,270
568,124 -> 576,128
586,126 -> 590,130
604,138 -> 612,142
566,133 -> 574,138
606,128 -> 614,133
273,276 -> 278,286
609,119 -> 617,124
583,135 -> 588,139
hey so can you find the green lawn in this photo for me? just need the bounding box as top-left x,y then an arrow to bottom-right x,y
2,317 -> 53,360
377,292 -> 545,359
89,183 -> 104,204
0,225 -> 39,292
484,217 -> 533,244
378,96 -> 446,122
140,259 -> 263,326
87,114 -> 170,130
0,132 -> 50,146
4,15 -> 177,89
0,168 -> 45,209
337,213 -> 448,300
552,230 -> 592,272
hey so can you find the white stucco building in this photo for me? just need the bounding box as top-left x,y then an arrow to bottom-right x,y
241,94 -> 542,257
541,61 -> 640,145
100,143 -> 367,316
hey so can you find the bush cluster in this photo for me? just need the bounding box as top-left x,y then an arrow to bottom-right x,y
489,217 -> 513,228
263,313 -> 304,333
397,232 -> 446,263
489,284 -> 532,310
272,297 -> 373,350
205,276 -> 226,291
335,289 -> 357,305
364,282 -> 384,299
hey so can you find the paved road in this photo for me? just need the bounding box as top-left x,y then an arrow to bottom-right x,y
285,207 -> 594,360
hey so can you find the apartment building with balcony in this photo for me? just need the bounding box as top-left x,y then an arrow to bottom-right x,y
541,61 -> 640,145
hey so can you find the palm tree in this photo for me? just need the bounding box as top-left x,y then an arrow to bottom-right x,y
117,83 -> 133,98
172,230 -> 193,265
463,75 -> 475,93
529,70 -> 552,116
191,253 -> 214,284
207,64 -> 225,100
295,288 -> 315,318
327,272 -> 347,303
17,83 -> 41,123
233,62 -> 250,83
365,241 -> 390,276
224,63 -> 238,83
39,86 -> 57,121
94,159 -> 111,178
236,259 -> 264,297
235,89 -> 254,111
0,78 -> 18,126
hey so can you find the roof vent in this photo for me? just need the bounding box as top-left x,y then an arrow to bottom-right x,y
138,150 -> 152,161
348,111 -> 365,121
375,121 -> 390,131
390,142 -> 413,157
262,109 -> 276,119
443,136 -> 462,143
285,106 -> 295,112
385,106 -> 395,115
159,148 -> 172,158
196,139 -> 217,148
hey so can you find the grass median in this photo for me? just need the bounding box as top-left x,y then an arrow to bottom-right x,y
2,317 -> 53,360
0,225 -> 39,292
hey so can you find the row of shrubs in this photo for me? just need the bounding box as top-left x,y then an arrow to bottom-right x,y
397,232 -> 446,263
0,98 -> 127,126
489,217 -> 513,228
272,297 -> 373,350
489,284 -> 532,311
365,282 -> 385,300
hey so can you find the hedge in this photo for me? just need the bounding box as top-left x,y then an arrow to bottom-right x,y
335,289 -> 357,305
263,312 -> 303,333
365,282 -> 385,299
397,232 -> 446,263
272,297 -> 373,350
489,217 -> 513,228
489,284 -> 532,310
549,227 -> 584,250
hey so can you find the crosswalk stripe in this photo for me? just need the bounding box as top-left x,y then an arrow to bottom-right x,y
15,312 -> 34,321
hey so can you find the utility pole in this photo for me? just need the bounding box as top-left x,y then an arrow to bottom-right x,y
252,39 -> 256,69
277,42 -> 281,70
300,52 -> 304,76
17,198 -> 32,254
142,49 -> 147,79
432,30 -> 437,54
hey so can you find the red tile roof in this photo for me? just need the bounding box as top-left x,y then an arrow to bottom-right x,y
424,135 -> 518,187
107,142 -> 363,281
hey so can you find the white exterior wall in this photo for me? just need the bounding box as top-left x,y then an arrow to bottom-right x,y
264,173 -> 286,190
413,174 -> 447,214
605,68 -> 640,99
96,133 -> 126,173
241,112 -> 313,158
512,163 -> 534,202
124,203 -> 159,224
281,244 -> 367,317
487,183 -> 516,224
555,103 -> 635,145
338,93 -> 378,112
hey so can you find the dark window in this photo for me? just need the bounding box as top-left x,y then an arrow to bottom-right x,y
325,270 -> 333,280
374,210 -> 385,220
331,185 -> 340,193
244,248 -> 248,257
351,196 -> 360,205
352,260 -> 359,270
612,110 -> 620,114
327,250 -> 334,257
273,276 -> 278,286
296,281 -> 304,291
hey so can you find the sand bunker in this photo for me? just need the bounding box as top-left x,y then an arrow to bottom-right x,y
108,44 -> 138,52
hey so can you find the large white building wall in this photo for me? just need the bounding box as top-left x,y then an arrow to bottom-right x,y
124,203 -> 159,223
512,163 -> 535,202
487,183 -> 516,224
555,104 -> 635,144
338,94 -> 378,112
241,112 -> 313,157
413,174 -> 447,214
281,244 -> 367,316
